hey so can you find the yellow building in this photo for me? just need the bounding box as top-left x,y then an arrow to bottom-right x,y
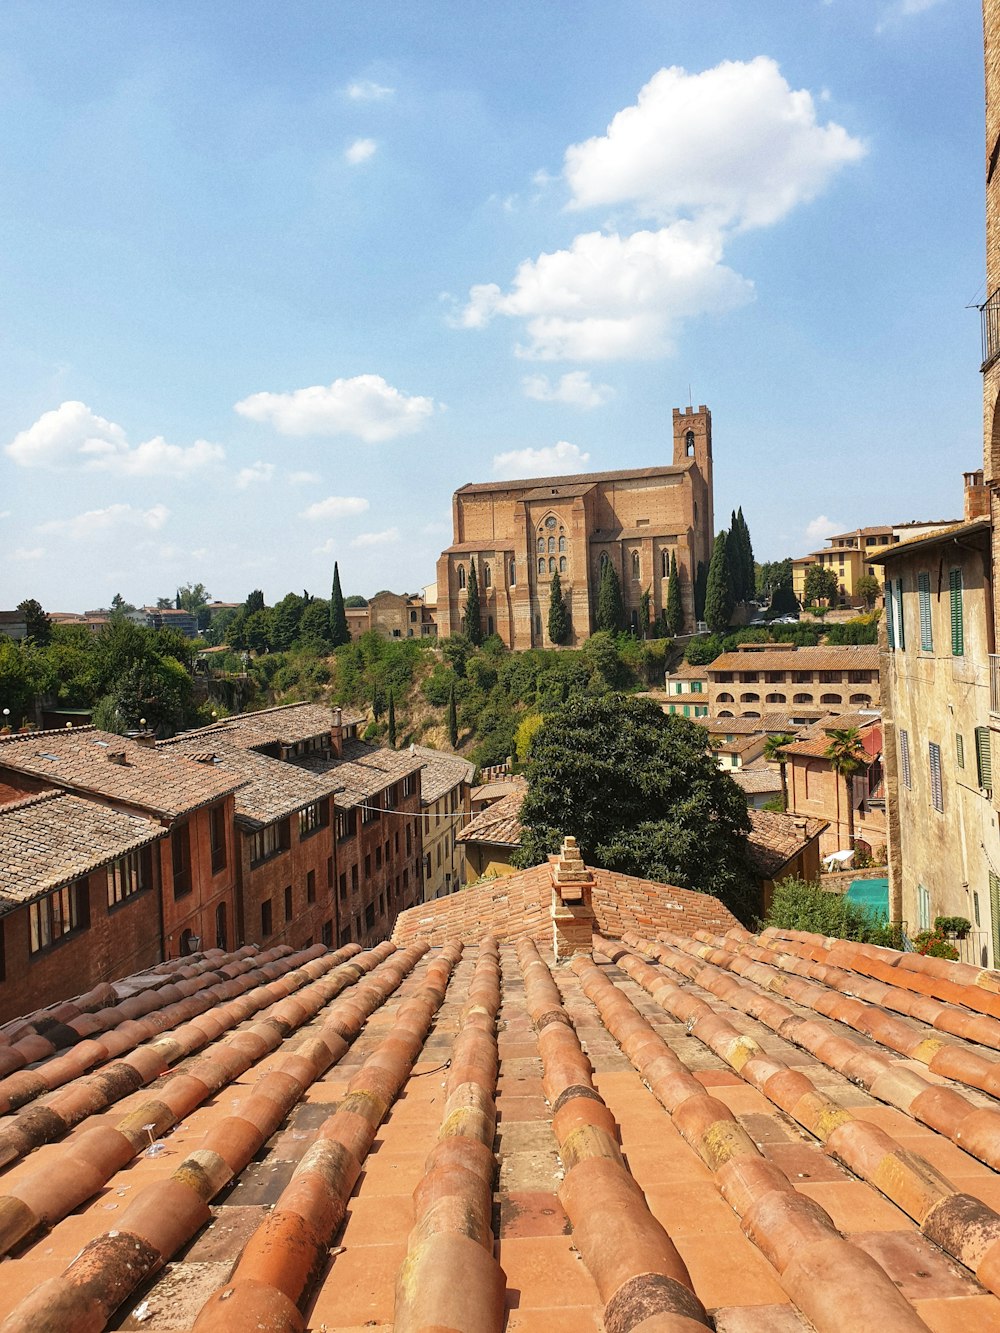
792,523 -> 957,607
409,745 -> 474,901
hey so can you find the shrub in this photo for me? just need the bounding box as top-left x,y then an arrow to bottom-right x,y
933,915 -> 971,938
764,877 -> 901,946
913,930 -> 959,960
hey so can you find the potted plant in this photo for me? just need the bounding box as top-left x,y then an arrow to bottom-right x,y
933,915 -> 971,940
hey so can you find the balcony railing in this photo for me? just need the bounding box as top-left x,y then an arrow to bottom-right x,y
991,654 -> 1000,716
982,287 -> 1000,371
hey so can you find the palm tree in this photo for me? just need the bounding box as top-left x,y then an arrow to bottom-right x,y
824,727 -> 867,852
763,732 -> 794,811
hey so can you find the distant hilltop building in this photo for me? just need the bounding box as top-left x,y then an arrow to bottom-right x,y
435,405 -> 715,648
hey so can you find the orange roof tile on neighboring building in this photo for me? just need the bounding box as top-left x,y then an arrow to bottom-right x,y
455,787 -> 525,848
745,808 -> 828,878
707,645 -> 880,673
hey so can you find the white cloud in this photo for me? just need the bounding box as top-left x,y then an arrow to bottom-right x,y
12,546 -> 46,561
523,371 -> 615,409
313,538 -> 338,555
876,0 -> 945,28
235,373 -> 436,442
492,441 -> 591,479
461,225 -> 752,360
301,495 -> 370,521
287,470 -> 321,486
5,401 -> 224,477
345,80 -> 394,101
236,461 -> 276,489
38,503 -> 170,540
804,515 -> 844,545
345,137 -> 377,164
564,58 -> 865,231
351,527 -> 401,547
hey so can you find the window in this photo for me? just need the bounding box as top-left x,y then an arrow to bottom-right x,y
631,551 -> 640,581
216,902 -> 227,951
685,430 -> 695,457
548,536 -> 555,553
406,823 -> 412,856
172,823 -> 192,899
209,804 -> 227,874
29,881 -> 89,954
261,899 -> 273,937
538,557 -> 545,575
483,563 -> 491,588
950,568 -> 964,656
108,847 -> 150,907
886,581 -> 896,650
327,856 -> 333,888
917,572 -> 933,651
956,733 -> 965,769
458,565 -> 466,590
900,729 -> 912,789
558,535 -> 566,553
488,615 -> 494,635
249,819 -> 290,866
929,742 -> 943,812
545,515 -> 556,529
537,537 -> 544,553
336,808 -> 356,841
362,796 -> 380,825
977,727 -> 993,792
559,557 -> 566,573
365,903 -> 376,930
322,920 -> 334,947
339,872 -> 347,900
793,693 -> 812,704
661,550 -> 668,578
307,870 -> 316,904
691,681 -> 702,694
284,885 -> 293,921
351,864 -> 358,893
410,609 -> 417,622
298,801 -> 326,839
365,854 -> 372,879
509,560 -> 516,586
375,844 -> 382,869
548,557 -> 555,573
895,578 -> 905,650
403,773 -> 416,798
917,884 -> 931,932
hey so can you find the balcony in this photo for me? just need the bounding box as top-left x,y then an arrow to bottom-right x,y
981,287 -> 1000,372
991,654 -> 1000,716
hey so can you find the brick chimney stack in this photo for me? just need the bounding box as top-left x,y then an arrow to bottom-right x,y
550,836 -> 595,961
330,707 -> 344,758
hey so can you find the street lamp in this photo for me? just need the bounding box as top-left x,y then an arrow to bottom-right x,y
1,708 -> 9,732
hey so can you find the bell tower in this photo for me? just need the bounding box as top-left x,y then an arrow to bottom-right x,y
673,404 -> 714,573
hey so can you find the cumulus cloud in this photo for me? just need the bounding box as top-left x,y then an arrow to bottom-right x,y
351,527 -> 401,547
461,225 -> 752,360
38,503 -> 170,540
236,461 -> 276,489
345,137 -> 377,164
301,495 -> 370,521
235,374 -> 436,442
492,441 -> 591,479
804,515 -> 844,545
6,401 -> 224,476
287,470 -> 321,486
523,371 -> 615,409
876,0 -> 945,28
564,58 -> 864,231
459,58 -> 863,361
345,79 -> 394,101
12,546 -> 45,561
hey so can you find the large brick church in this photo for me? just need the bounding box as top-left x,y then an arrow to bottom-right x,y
435,405 -> 716,648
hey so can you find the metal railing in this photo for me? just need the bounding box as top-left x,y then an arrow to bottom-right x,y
982,287 -> 1000,371
956,930 -> 992,969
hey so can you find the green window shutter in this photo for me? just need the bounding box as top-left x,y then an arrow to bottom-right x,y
990,872 -> 1000,969
929,742 -> 943,811
895,578 -> 905,650
917,572 -> 933,651
956,733 -> 965,768
886,581 -> 896,650
950,568 -> 964,656
977,727 -> 993,791
692,681 -> 702,693
899,729 -> 911,789
683,705 -> 690,717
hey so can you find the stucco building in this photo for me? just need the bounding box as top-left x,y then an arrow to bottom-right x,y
435,405 -> 715,648
408,745 -> 474,901
783,716 -> 887,861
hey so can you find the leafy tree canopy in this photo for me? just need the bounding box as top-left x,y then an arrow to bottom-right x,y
514,694 -> 756,921
343,594 -> 369,608
16,598 -> 52,645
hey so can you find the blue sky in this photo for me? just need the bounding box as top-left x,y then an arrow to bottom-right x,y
0,0 -> 985,610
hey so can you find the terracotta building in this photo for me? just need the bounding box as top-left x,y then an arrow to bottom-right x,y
435,405 -> 715,648
783,716 -> 886,860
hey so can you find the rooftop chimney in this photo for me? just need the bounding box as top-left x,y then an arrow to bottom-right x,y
964,470 -> 989,521
106,749 -> 129,766
330,707 -> 344,759
549,836 -> 595,961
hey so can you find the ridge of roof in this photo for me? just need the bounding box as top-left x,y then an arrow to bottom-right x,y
456,461 -> 692,494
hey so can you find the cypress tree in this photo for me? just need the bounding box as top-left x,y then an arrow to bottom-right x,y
387,689 -> 396,747
639,588 -> 651,639
596,561 -> 625,634
464,557 -> 482,645
330,562 -> 349,646
547,569 -> 570,644
704,531 -> 734,633
737,507 -> 755,602
694,561 -> 708,623
665,551 -> 683,635
447,681 -> 458,748
726,522 -> 744,608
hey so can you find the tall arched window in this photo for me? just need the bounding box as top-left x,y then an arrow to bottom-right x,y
457,565 -> 466,590
537,536 -> 544,553
661,550 -> 668,578
509,560 -> 516,586
538,557 -> 545,574
600,552 -> 610,572
631,551 -> 640,581
483,563 -> 491,588
685,430 -> 695,457
549,557 -> 555,573
548,536 -> 555,553
559,556 -> 567,573
558,535 -> 566,553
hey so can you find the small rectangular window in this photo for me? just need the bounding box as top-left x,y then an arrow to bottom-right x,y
900,729 -> 911,789
322,920 -> 333,947
339,872 -> 347,900
351,864 -> 358,892
326,857 -> 333,888
307,870 -> 316,903
172,822 -> 192,899
29,880 -> 89,954
364,854 -> 371,879
261,899 -> 273,937
284,885 -> 293,921
929,742 -> 943,812
365,903 -> 375,930
108,847 -> 150,907
950,568 -> 964,656
917,572 -> 933,652
209,804 -> 227,874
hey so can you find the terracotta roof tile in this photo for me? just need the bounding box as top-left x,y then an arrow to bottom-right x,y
406,744 -> 475,805
745,809 -> 828,877
172,701 -> 366,751
295,736 -> 423,806
0,791 -> 165,908
456,462 -> 689,495
707,646 -> 880,673
731,767 -> 784,795
166,740 -> 342,828
456,788 -> 525,847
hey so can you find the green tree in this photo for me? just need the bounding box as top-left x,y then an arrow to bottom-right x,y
824,726 -> 867,851
514,694 -> 755,921
704,532 -> 734,634
856,573 -> 881,611
110,592 -> 136,615
330,563 -> 350,647
665,551 -> 683,636
245,589 -> 266,615
638,588 -> 652,639
447,681 -> 458,747
804,563 -> 839,606
727,513 -> 744,604
548,570 -> 570,644
595,560 -> 625,634
464,557 -> 482,645
387,689 -> 397,747
763,732 -> 795,811
694,560 -> 708,623
16,598 -> 52,645
736,507 -> 755,603
344,594 -> 368,608
177,583 -> 211,614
